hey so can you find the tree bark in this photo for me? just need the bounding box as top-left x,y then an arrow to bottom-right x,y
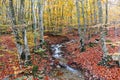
75,0 -> 85,52
32,0 -> 37,49
105,0 -> 108,34
9,0 -> 16,25
22,27 -> 30,60
38,0 -> 44,47
89,0 -> 93,25
93,0 -> 97,24
9,0 -> 30,62
18,0 -> 25,23
105,0 -> 108,26
98,0 -> 108,57
81,0 -> 87,34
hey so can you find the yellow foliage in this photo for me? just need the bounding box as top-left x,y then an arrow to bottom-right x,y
27,32 -> 35,48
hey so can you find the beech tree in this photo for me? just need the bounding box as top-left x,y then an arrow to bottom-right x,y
17,0 -> 30,61
93,0 -> 97,24
7,0 -> 24,64
8,0 -> 30,63
81,0 -> 87,33
105,0 -> 108,26
105,0 -> 108,34
75,0 -> 85,52
22,27 -> 31,61
38,0 -> 44,47
98,0 -> 108,58
32,0 -> 37,49
18,0 -> 25,23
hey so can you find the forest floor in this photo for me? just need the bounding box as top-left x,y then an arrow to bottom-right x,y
0,26 -> 120,80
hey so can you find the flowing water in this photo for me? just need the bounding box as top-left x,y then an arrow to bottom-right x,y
14,42 -> 85,80
50,44 -> 84,80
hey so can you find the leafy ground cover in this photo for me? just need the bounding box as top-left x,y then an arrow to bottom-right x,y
64,27 -> 120,80
0,26 -> 120,80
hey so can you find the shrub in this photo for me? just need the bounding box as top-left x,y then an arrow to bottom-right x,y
88,42 -> 96,47
32,65 -> 38,76
34,48 -> 46,57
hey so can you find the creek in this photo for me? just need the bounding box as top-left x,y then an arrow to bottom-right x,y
50,44 -> 84,80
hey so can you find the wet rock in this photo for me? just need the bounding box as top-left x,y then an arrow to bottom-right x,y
50,44 -> 84,80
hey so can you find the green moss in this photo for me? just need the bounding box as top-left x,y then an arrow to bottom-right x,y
25,60 -> 32,66
0,25 -> 9,28
106,40 -> 112,43
111,45 -> 115,48
88,42 -> 96,47
42,41 -> 47,46
81,47 -> 86,52
98,55 -> 112,67
34,48 -> 46,57
32,65 -> 38,75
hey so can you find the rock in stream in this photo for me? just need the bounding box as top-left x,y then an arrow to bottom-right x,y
50,44 -> 85,80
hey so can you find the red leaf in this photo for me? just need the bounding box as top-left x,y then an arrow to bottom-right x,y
44,75 -> 49,80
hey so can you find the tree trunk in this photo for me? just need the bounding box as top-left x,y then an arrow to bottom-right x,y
38,0 -> 44,47
8,0 -> 23,56
98,0 -> 108,57
89,0 -> 93,25
9,0 -> 30,62
9,0 -> 16,25
81,0 -> 87,35
75,0 -> 85,52
18,0 -> 25,23
105,0 -> 108,34
20,1 -> 31,61
85,0 -> 89,26
32,0 -> 37,49
22,27 -> 30,60
93,0 -> 97,24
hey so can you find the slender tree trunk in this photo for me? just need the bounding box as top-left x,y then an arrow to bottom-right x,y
85,0 -> 89,26
22,27 -> 30,60
105,0 -> 108,35
38,0 -> 44,47
9,0 -> 16,25
61,5 -> 64,26
28,0 -> 31,21
98,0 -> 108,57
8,0 -> 30,62
49,7 -> 51,28
9,0 -> 23,55
18,0 -> 25,23
89,0 -> 93,25
75,0 -> 85,52
31,0 -> 33,21
105,0 -> 108,26
32,0 -> 37,49
93,0 -> 97,24
81,0 -> 87,34
5,0 -> 23,67
19,0 -> 31,61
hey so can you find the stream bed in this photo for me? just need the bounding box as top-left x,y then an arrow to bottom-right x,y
50,44 -> 85,80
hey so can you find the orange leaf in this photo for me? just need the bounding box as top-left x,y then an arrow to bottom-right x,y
44,75 -> 49,80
